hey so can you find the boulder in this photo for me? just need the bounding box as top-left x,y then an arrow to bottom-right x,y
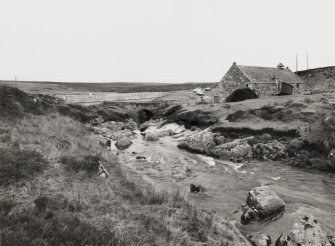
241,207 -> 257,224
145,132 -> 159,142
178,129 -> 216,154
123,119 -> 137,131
156,129 -> 173,137
288,138 -> 304,150
115,137 -> 132,150
136,156 -> 146,160
241,186 -> 285,224
301,108 -> 317,114
259,133 -> 272,141
190,126 -> 198,131
231,143 -> 253,158
247,232 -> 271,246
210,137 -> 253,160
214,134 -> 226,145
190,184 -> 201,193
253,140 -> 286,160
276,215 -> 333,246
139,122 -> 149,132
189,184 -> 205,193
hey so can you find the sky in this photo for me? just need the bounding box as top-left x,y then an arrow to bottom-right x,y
0,0 -> 334,83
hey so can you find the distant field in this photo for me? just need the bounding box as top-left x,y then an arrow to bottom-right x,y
0,80 -> 217,95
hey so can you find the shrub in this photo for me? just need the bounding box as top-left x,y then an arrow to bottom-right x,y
0,211 -> 112,246
0,148 -> 47,186
60,154 -> 101,174
0,133 -> 11,143
0,199 -> 16,216
34,196 -> 49,212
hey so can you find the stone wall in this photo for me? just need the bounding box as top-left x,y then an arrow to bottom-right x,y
219,64 -> 250,96
253,82 -> 305,97
292,82 -> 305,94
252,83 -> 278,97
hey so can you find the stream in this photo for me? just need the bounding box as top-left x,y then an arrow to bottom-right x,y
116,124 -> 335,240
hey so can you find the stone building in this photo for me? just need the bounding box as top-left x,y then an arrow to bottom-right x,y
219,62 -> 305,97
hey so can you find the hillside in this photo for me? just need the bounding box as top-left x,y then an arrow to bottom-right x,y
0,80 -> 217,94
296,66 -> 335,90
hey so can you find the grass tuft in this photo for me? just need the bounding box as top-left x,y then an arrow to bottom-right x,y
0,147 -> 47,186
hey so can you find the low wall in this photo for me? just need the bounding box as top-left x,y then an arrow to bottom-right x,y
57,92 -> 164,103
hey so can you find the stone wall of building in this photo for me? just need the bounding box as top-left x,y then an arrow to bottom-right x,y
219,63 -> 250,95
253,82 -> 305,97
291,82 -> 305,94
252,83 -> 278,97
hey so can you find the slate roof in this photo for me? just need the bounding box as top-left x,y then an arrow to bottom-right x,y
237,65 -> 304,84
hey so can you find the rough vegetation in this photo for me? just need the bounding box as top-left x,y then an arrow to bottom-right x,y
163,106 -> 219,129
296,66 -> 335,90
0,147 -> 47,186
0,85 -> 166,124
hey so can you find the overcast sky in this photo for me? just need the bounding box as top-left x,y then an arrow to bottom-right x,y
0,0 -> 334,83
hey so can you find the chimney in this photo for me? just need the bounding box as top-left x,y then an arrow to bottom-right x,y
277,63 -> 284,70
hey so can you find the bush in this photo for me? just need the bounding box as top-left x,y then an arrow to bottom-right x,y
0,148 -> 47,186
60,155 -> 101,174
0,133 -> 11,143
0,211 -> 112,246
34,196 -> 49,212
0,199 -> 16,216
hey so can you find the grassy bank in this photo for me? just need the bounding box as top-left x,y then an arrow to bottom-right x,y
0,96 -> 249,245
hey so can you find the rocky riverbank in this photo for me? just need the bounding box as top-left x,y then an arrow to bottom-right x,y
88,102 -> 335,245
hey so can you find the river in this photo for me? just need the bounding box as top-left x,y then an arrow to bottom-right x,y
117,125 -> 335,240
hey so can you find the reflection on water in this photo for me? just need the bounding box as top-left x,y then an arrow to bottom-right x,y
118,132 -> 335,239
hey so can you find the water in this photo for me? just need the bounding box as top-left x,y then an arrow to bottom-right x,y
118,129 -> 335,239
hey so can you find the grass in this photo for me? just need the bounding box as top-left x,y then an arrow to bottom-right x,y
60,155 -> 101,174
0,112 -> 249,245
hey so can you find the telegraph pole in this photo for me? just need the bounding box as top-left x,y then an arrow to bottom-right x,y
296,55 -> 299,71
306,52 -> 309,70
